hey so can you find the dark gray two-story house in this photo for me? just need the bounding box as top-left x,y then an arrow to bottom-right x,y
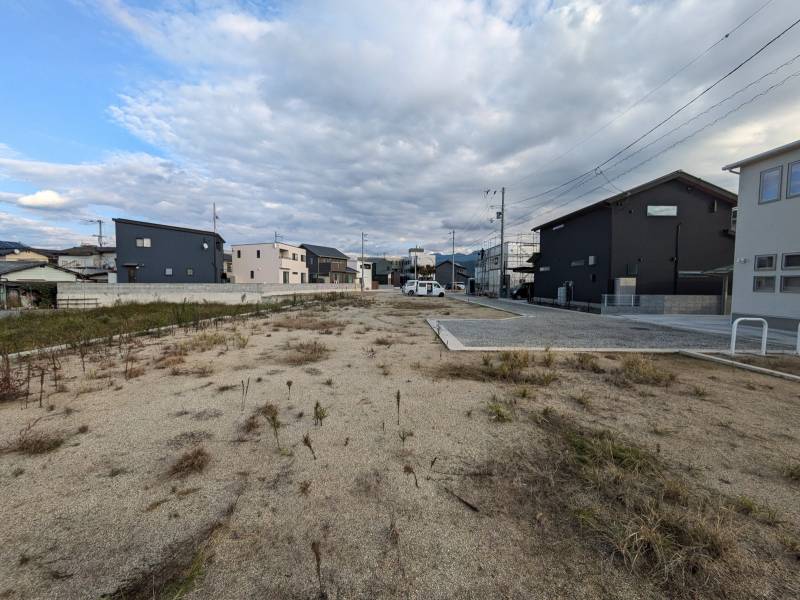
114,218 -> 225,283
301,244 -> 354,284
532,171 -> 737,304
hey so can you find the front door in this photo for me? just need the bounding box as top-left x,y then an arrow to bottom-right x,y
127,266 -> 137,283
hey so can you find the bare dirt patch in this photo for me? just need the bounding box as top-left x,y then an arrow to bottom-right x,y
1,293 -> 798,599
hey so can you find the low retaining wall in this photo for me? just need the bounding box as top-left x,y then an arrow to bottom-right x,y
57,282 -> 360,307
601,295 -> 723,315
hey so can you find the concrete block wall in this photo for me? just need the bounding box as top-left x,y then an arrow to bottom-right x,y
57,282 -> 360,307
600,295 -> 723,315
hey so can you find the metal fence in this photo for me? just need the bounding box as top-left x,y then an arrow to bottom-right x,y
601,294 -> 641,307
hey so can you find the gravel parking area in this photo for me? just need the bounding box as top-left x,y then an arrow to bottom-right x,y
436,298 -> 790,352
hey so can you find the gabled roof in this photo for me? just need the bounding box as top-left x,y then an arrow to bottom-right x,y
437,259 -> 466,268
59,245 -> 116,256
723,139 -> 800,171
532,170 -> 737,232
0,241 -> 28,251
0,261 -> 82,278
113,218 -> 225,243
300,243 -> 349,259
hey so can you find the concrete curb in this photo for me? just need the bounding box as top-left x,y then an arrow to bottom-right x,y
680,351 -> 800,383
427,318 -> 733,354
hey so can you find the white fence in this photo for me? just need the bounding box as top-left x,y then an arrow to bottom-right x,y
601,294 -> 640,307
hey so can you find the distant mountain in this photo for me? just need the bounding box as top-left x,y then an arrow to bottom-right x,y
433,251 -> 479,266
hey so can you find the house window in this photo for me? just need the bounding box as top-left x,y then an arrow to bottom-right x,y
539,266 -> 550,272
237,249 -> 241,258
788,161 -> 800,198
301,273 -> 307,283
256,249 -> 261,259
759,166 -> 782,203
283,271 -> 289,284
164,267 -> 173,276
186,268 -> 194,276
135,237 -> 151,248
754,254 -> 776,271
250,270 -> 254,279
646,205 -> 678,217
781,276 -> 800,293
753,276 -> 775,292
300,254 -> 305,261
782,253 -> 800,269
292,253 -> 297,261
626,263 -> 639,276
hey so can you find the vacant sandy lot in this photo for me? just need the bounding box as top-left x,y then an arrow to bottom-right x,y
1,293 -> 799,599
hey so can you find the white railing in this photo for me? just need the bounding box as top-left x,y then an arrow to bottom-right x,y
601,294 -> 640,307
730,317 -> 768,356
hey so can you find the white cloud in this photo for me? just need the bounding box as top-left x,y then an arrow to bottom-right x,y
3,0 -> 800,253
17,189 -> 70,209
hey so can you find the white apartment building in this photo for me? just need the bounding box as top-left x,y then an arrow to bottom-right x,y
723,140 -> 800,331
231,242 -> 308,284
347,258 -> 373,289
475,238 -> 539,296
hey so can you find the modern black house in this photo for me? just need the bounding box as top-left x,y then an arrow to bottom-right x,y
435,260 -> 470,286
301,244 -> 354,284
114,218 -> 225,283
532,171 -> 737,304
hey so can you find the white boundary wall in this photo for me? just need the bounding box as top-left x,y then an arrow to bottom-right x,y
58,282 -> 360,307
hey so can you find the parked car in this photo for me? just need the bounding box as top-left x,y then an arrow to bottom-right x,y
510,281 -> 534,300
401,280 -> 417,294
406,280 -> 445,297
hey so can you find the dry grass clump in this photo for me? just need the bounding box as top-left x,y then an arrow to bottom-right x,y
169,446 -> 210,478
608,355 -> 676,387
280,340 -> 330,366
154,343 -> 188,369
486,402 -> 513,422
566,353 -> 605,374
184,331 -> 228,352
0,353 -> 23,403
169,364 -> 214,377
271,315 -> 345,333
429,351 -> 557,386
477,409 -> 763,598
3,419 -> 64,455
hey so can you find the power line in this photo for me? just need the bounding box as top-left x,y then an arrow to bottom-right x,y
505,0 -> 776,191
482,63 -> 800,249
519,65 -> 800,232
597,13 -> 800,171
505,9 -> 799,210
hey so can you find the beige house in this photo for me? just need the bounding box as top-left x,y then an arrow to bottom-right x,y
231,242 -> 309,284
0,242 -> 52,262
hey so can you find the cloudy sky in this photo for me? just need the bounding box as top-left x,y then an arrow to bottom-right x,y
1,0 -> 798,255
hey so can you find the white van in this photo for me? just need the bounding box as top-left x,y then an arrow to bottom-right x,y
401,280 -> 417,294
407,280 -> 445,297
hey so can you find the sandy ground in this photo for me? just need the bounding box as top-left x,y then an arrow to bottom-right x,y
1,293 -> 799,600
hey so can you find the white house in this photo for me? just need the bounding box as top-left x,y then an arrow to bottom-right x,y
231,242 -> 309,284
57,245 -> 116,282
723,140 -> 800,331
347,257 -> 373,289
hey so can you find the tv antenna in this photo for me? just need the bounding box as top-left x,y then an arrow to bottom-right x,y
83,218 -> 105,247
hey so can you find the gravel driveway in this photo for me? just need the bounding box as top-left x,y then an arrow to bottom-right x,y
434,297 -> 790,352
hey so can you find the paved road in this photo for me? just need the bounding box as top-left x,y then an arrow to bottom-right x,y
438,296 -> 793,352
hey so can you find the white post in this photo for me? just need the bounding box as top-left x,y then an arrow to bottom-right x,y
730,317 -> 768,356
796,323 -> 800,356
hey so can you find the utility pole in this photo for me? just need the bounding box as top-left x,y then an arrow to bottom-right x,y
211,203 -> 219,283
498,187 -> 506,298
360,232 -> 367,292
83,219 -> 105,247
449,230 -> 455,290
